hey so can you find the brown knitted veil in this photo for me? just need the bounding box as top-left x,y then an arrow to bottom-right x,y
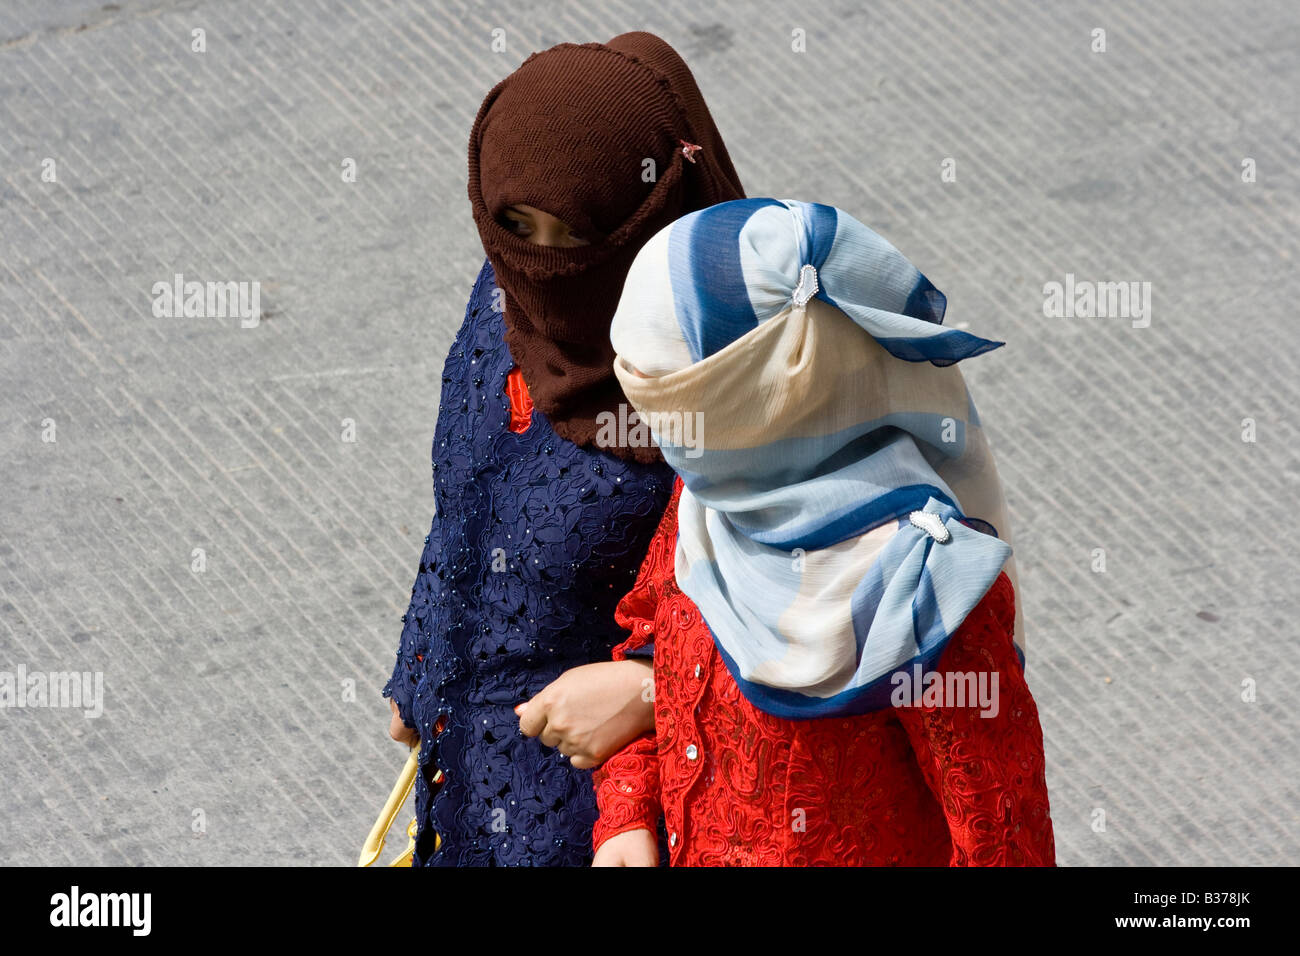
467,31 -> 745,463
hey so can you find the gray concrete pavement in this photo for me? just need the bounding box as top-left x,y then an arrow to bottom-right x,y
1,0 -> 1297,865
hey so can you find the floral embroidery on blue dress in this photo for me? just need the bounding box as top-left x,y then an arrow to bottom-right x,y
384,259 -> 674,866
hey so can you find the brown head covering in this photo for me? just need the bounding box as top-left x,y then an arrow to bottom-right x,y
468,31 -> 745,463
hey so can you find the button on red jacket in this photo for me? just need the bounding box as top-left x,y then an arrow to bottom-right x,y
593,478 -> 1055,866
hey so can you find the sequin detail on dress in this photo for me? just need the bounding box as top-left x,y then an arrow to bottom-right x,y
383,259 -> 674,866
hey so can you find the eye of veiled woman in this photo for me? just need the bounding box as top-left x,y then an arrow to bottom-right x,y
501,213 -> 531,236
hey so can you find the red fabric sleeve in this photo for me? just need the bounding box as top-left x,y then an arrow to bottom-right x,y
897,572 -> 1057,866
609,477 -> 682,659
592,733 -> 662,851
591,479 -> 684,851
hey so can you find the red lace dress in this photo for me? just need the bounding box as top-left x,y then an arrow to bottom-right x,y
593,478 -> 1056,866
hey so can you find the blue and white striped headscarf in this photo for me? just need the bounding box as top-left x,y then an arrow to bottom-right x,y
611,198 -> 1022,718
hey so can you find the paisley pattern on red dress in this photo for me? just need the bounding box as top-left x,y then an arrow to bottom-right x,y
593,478 -> 1055,866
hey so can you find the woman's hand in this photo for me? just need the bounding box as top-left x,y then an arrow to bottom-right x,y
388,697 -> 419,747
592,828 -> 659,867
516,659 -> 655,769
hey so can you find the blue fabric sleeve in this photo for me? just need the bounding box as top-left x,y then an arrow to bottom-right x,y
383,508 -> 441,730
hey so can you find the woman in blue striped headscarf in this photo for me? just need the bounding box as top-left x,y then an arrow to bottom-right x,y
614,197 -> 1025,714
589,198 -> 1054,866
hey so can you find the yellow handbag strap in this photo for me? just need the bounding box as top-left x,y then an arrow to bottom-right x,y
358,747 -> 421,867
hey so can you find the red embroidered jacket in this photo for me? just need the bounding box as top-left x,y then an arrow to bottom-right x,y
593,479 -> 1056,866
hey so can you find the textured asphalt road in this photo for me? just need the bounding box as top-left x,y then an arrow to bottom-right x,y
1,0 -> 1296,866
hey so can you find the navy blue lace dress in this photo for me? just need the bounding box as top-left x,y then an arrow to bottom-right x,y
384,258 -> 674,866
